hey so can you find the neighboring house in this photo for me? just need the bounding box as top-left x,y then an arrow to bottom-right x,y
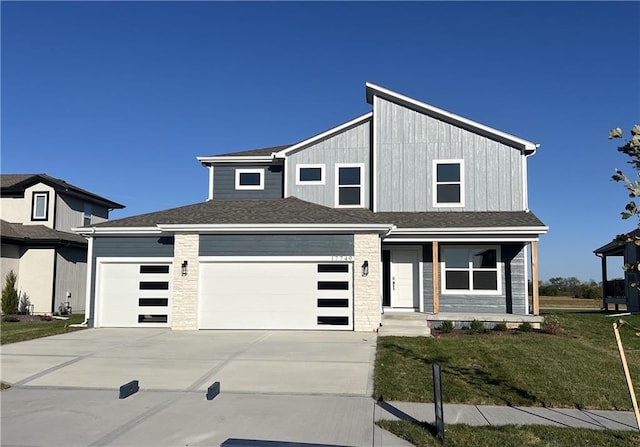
594,229 -> 640,313
1,174 -> 124,314
74,83 -> 548,331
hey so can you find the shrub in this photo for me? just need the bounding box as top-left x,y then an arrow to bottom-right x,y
518,322 -> 534,332
542,314 -> 563,335
18,292 -> 31,314
470,319 -> 486,333
2,315 -> 19,322
439,320 -> 454,334
493,321 -> 508,332
1,271 -> 19,315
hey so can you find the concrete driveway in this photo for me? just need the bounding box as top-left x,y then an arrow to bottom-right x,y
1,328 -> 377,395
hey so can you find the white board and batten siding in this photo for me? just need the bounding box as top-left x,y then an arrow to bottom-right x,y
374,96 -> 526,212
286,119 -> 371,208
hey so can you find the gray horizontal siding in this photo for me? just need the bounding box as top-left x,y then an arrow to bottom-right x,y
93,237 -> 175,258
375,97 -> 525,212
286,120 -> 371,208
213,163 -> 283,199
200,234 -> 354,256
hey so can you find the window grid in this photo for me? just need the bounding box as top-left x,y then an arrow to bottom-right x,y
433,160 -> 464,207
441,246 -> 501,294
335,163 -> 365,208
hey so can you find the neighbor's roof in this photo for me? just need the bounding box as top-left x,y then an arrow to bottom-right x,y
1,220 -> 87,246
594,228 -> 640,256
1,174 -> 125,209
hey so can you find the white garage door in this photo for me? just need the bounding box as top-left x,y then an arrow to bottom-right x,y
199,261 -> 352,330
97,261 -> 172,327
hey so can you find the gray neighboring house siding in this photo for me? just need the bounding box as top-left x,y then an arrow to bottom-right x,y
56,194 -> 109,231
374,96 -> 525,212
417,243 -> 526,314
88,236 -> 175,326
200,234 -> 354,257
54,246 -> 87,313
213,163 -> 283,199
286,120 -> 371,208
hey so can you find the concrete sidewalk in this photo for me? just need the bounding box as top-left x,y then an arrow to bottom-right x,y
376,400 -> 639,432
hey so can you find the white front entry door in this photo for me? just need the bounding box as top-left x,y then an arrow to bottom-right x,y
391,248 -> 420,308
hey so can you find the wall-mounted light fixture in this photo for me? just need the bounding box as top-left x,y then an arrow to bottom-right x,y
181,260 -> 188,276
361,260 -> 369,277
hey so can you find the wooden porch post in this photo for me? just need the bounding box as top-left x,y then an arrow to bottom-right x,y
531,241 -> 540,316
433,241 -> 439,314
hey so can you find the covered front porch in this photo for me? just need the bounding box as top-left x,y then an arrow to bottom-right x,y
594,230 -> 639,313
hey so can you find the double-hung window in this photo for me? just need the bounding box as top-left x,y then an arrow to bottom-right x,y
31,191 -> 49,221
235,168 -> 264,190
83,203 -> 92,226
296,164 -> 325,185
433,160 -> 464,207
442,246 -> 500,294
335,163 -> 364,207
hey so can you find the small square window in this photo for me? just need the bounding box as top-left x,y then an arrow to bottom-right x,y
235,169 -> 265,190
296,164 -> 325,185
31,191 -> 49,221
434,160 -> 464,207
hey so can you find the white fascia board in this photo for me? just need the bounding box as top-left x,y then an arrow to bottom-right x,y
365,82 -> 538,152
197,155 -> 273,164
389,226 -> 548,235
273,112 -> 373,158
72,226 -> 163,236
157,223 -> 392,233
385,237 -> 541,243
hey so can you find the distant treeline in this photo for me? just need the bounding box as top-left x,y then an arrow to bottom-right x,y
530,277 -> 607,299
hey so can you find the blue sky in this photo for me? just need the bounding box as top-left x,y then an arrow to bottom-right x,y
2,1 -> 639,282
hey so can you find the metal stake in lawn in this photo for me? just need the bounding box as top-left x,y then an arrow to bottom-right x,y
433,363 -> 445,443
612,319 -> 640,431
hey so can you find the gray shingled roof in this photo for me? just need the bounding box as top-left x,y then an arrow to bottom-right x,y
371,211 -> 546,228
594,228 -> 639,256
1,220 -> 87,245
214,145 -> 292,157
90,196 -> 546,231
92,197 -> 383,227
1,174 -> 124,209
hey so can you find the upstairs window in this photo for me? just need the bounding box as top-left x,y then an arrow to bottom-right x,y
335,163 -> 364,208
296,164 -> 325,185
434,160 -> 464,207
442,246 -> 500,294
31,191 -> 49,221
235,168 -> 264,190
83,203 -> 92,226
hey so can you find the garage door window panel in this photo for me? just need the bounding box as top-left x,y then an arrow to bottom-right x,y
140,265 -> 170,274
317,298 -> 349,308
139,298 -> 169,307
138,314 -> 168,323
139,281 -> 169,290
317,281 -> 349,290
317,316 -> 349,325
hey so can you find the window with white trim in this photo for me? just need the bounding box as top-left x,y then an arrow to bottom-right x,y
335,163 -> 364,207
83,203 -> 92,226
31,191 -> 49,221
433,160 -> 464,207
441,246 -> 501,294
296,164 -> 325,185
235,168 -> 264,190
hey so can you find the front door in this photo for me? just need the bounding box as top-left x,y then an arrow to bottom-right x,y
390,248 -> 420,309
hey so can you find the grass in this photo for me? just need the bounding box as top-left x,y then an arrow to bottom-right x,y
375,311 -> 640,410
378,421 -> 640,447
539,295 -> 602,309
0,313 -> 86,345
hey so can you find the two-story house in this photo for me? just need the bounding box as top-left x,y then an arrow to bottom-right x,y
74,83 -> 547,332
1,174 -> 124,314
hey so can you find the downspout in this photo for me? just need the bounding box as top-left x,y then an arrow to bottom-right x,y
70,228 -> 94,327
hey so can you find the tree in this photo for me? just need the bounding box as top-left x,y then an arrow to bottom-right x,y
610,125 -> 640,220
2,270 -> 19,315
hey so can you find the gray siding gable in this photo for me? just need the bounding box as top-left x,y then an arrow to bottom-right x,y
213,162 -> 283,199
374,97 -> 525,212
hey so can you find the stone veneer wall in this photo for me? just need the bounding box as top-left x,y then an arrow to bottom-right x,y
353,233 -> 382,332
171,233 -> 199,330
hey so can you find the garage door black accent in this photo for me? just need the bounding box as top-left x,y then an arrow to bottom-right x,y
317,264 -> 349,273
317,281 -> 349,290
138,314 -> 168,323
317,299 -> 349,308
140,265 -> 170,274
139,281 -> 169,290
317,316 -> 349,325
139,298 -> 169,307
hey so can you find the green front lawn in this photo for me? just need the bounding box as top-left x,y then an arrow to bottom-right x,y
375,312 -> 640,410
0,314 -> 86,345
378,421 -> 640,447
